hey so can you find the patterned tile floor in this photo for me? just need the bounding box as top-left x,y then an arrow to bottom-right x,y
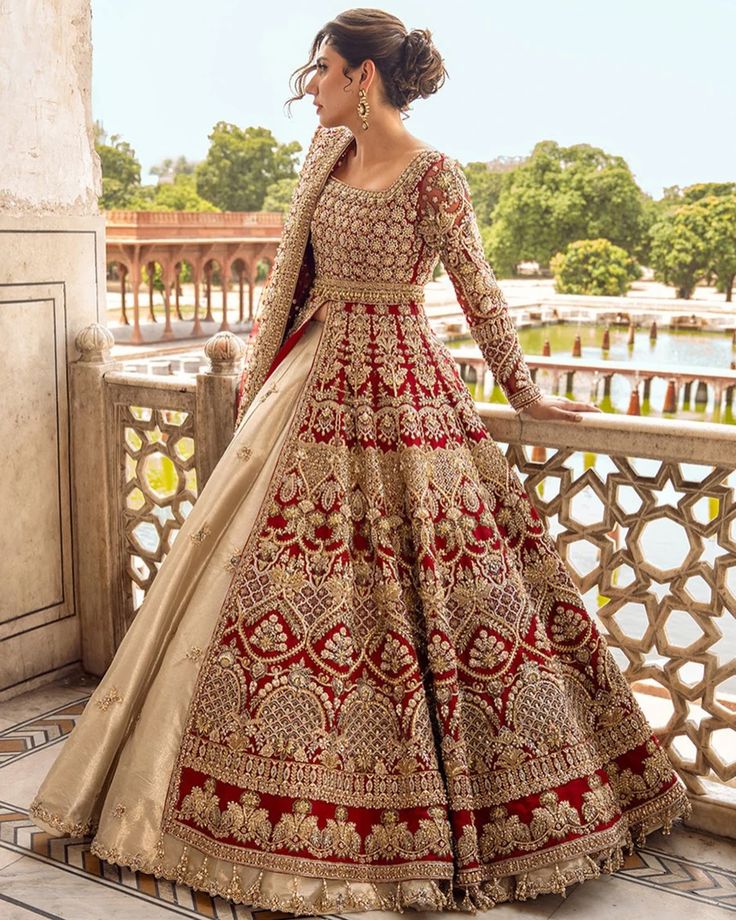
2,672 -> 735,919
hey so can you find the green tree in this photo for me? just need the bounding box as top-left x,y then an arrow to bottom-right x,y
150,156 -> 198,181
131,174 -> 219,212
550,238 -> 640,296
463,156 -> 523,227
662,182 -> 736,205
487,140 -> 648,275
704,194 -> 736,302
263,177 -> 299,213
96,128 -> 142,209
635,193 -> 663,265
195,124 -> 301,211
650,200 -> 711,299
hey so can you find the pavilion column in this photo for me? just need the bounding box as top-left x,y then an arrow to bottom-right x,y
147,261 -> 157,322
117,263 -> 128,324
204,262 -> 214,322
247,264 -> 258,322
160,260 -> 176,340
191,260 -> 204,337
130,252 -> 144,345
219,257 -> 232,332
0,0 -> 108,695
174,262 -> 184,321
238,263 -> 245,323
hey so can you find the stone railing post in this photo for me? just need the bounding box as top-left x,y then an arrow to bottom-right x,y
69,322 -> 121,675
195,331 -> 247,488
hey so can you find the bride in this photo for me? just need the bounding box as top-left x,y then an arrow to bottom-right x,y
30,7 -> 691,914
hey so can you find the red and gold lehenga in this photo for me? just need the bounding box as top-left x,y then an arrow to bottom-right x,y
30,126 -> 691,914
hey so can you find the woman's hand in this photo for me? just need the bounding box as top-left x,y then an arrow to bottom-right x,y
519,394 -> 603,422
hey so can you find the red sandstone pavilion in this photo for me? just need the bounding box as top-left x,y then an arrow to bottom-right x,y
106,210 -> 284,343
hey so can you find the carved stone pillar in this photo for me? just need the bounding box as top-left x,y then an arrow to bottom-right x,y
196,332 -> 247,486
70,323 -> 121,674
220,258 -> 232,332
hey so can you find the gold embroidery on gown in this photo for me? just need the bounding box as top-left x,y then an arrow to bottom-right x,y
29,126 -> 691,914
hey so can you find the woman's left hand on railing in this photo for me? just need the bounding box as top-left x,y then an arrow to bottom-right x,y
519,395 -> 604,422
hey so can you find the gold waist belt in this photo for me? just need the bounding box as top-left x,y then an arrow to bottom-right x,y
310,275 -> 426,304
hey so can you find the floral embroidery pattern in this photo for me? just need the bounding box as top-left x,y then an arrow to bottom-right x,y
190,525 -> 211,545
94,687 -> 123,711
224,546 -> 243,573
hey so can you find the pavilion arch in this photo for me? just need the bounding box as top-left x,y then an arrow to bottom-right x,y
105,212 -> 283,343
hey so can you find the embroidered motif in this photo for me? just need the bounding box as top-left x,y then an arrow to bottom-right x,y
190,525 -> 211,545
112,803 -> 126,818
259,384 -> 279,403
185,646 -> 203,661
94,687 -> 123,711
224,546 -> 242,573
236,445 -> 253,461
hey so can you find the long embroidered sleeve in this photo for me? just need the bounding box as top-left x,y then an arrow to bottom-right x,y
418,155 -> 543,413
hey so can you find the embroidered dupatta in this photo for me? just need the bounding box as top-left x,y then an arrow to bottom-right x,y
234,125 -> 354,430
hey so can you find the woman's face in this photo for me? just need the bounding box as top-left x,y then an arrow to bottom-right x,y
304,39 -> 365,129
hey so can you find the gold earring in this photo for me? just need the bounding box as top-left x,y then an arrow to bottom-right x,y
357,87 -> 370,130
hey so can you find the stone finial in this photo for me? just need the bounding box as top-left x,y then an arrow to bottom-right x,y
204,331 -> 247,375
75,323 -> 115,363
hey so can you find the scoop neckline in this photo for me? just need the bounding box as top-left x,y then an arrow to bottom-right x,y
328,145 -> 438,195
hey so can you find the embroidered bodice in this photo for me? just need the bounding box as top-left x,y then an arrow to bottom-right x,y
310,147 -> 441,287
303,143 -> 543,413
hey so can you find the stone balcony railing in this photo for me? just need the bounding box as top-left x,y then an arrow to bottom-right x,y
70,322 -> 736,843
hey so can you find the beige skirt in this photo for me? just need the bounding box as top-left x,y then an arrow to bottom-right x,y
29,318 -> 411,912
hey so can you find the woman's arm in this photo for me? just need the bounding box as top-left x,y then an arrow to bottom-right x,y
417,154 -> 543,412
417,155 -> 600,422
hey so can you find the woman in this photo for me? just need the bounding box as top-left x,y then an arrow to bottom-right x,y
30,8 -> 691,914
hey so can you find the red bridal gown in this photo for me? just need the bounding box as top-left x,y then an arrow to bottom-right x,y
29,139 -> 691,914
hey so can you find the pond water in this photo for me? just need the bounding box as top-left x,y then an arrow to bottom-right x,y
448,322 -> 736,423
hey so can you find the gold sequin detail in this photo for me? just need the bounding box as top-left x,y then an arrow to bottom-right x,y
224,545 -> 243,573
94,687 -> 123,711
259,384 -> 278,403
190,524 -> 211,544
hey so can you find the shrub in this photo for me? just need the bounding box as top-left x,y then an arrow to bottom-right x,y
550,238 -> 640,295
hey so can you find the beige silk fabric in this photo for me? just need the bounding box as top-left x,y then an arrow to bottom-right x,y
29,325 -> 357,870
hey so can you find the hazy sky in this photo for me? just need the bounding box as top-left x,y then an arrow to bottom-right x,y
91,0 -> 735,199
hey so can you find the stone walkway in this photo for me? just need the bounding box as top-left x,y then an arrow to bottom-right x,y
2,672 -> 736,918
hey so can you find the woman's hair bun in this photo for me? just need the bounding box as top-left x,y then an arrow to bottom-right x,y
286,10 -> 449,116
394,27 -> 447,108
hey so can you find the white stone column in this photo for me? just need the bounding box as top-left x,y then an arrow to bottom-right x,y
0,0 -> 105,698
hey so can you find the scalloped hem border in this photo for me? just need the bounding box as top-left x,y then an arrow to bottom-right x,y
72,788 -> 693,915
